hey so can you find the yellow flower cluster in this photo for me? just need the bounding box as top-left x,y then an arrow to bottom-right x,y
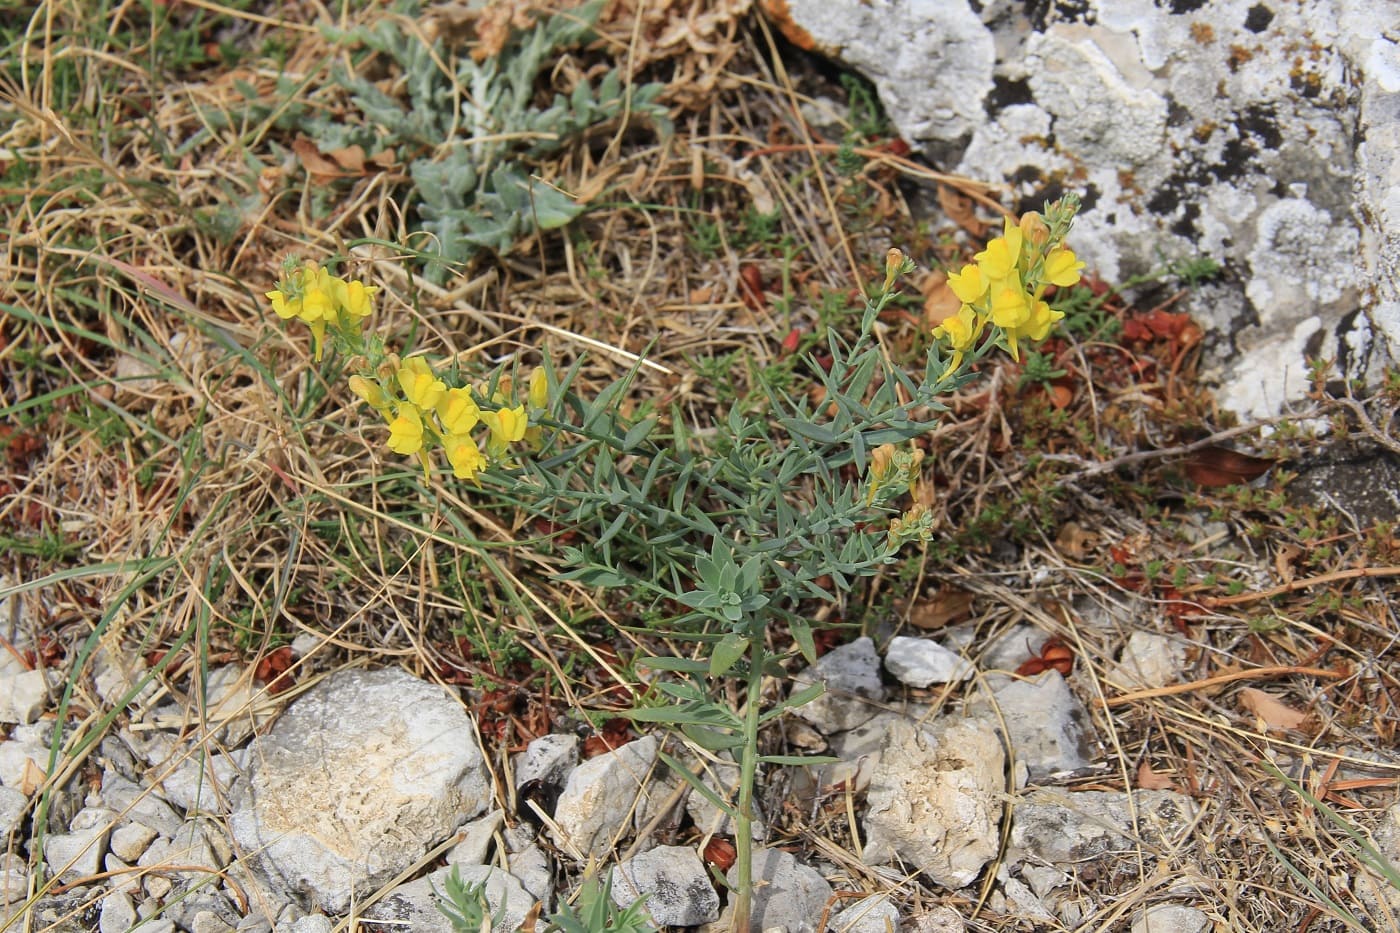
266,262 -> 378,362
933,201 -> 1085,369
267,260 -> 550,483
349,359 -> 548,482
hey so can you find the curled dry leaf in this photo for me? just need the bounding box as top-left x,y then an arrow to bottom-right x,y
1274,543 -> 1303,584
253,646 -> 296,696
1239,686 -> 1309,732
1182,446 -> 1274,488
905,588 -> 975,631
937,183 -> 987,237
1135,760 -> 1179,791
1055,521 -> 1098,560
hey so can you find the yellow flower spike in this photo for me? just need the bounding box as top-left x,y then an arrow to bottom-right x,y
1042,248 -> 1085,288
396,357 -> 447,411
482,404 -> 527,457
386,408 -> 425,455
945,264 -> 987,304
528,367 -> 549,411
436,387 -> 481,436
445,435 -> 487,481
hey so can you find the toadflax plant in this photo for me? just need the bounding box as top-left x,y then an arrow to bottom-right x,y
267,195 -> 1084,930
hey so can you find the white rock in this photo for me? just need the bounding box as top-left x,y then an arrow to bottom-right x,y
99,891 -> 137,933
863,718 -> 1003,889
1130,903 -> 1210,933
612,845 -> 719,927
1109,631 -> 1186,690
109,822 -> 159,862
444,810 -> 504,867
514,734 -> 578,788
101,773 -> 184,837
829,894 -> 899,933
0,853 -> 28,905
684,753 -> 764,839
44,806 -> 116,883
1010,789 -> 1198,867
364,865 -> 532,933
725,847 -> 832,933
506,843 -> 552,904
910,905 -> 965,932
971,671 -> 1095,780
999,877 -> 1055,922
0,669 -> 47,724
884,636 -> 974,687
0,786 -> 26,837
792,637 -> 884,733
280,916 -> 332,933
0,737 -> 47,790
229,668 -> 490,914
159,750 -> 242,813
281,913 -> 330,930
1355,802 -> 1400,921
551,735 -> 658,858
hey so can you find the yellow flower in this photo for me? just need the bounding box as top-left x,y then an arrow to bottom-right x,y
1001,299 -> 1064,361
946,264 -> 987,304
348,375 -> 391,412
528,367 -> 549,410
931,304 -> 984,373
445,435 -> 487,481
482,404 -> 527,456
386,408 -> 425,455
1041,248 -> 1085,288
396,357 -> 446,411
988,279 -> 1031,329
436,387 -> 480,435
334,278 -> 379,325
266,289 -> 301,320
974,217 -> 1024,281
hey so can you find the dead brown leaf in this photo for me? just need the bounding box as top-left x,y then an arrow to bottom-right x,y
1182,446 -> 1274,488
905,588 -> 975,631
1135,760 -> 1179,791
1055,521 -> 1098,560
1239,687 -> 1309,732
938,183 -> 987,237
1274,543 -> 1303,584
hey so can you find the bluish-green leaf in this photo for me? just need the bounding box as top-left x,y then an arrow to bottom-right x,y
710,633 -> 748,678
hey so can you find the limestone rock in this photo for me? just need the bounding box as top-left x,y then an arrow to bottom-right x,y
884,636 -> 974,687
444,810 -> 504,867
1130,903 -> 1210,933
228,668 -> 490,913
1010,789 -> 1198,867
829,894 -> 899,933
725,847 -> 832,933
0,669 -> 47,725
1109,631 -> 1186,690
552,735 -> 658,858
862,718 -> 1003,889
792,637 -> 884,733
44,806 -> 116,883
364,865 -> 533,933
611,845 -> 719,927
971,671 -> 1096,780
514,733 -> 579,789
0,786 -> 25,837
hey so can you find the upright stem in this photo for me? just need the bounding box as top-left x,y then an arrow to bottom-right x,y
731,630 -> 766,932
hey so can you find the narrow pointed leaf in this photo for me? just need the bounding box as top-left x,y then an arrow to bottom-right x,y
710,633 -> 748,677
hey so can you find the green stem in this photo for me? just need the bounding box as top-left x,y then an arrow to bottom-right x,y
731,628 -> 765,932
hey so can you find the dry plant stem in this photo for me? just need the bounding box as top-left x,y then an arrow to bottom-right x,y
1201,565 -> 1400,607
1101,664 -> 1347,707
731,632 -> 765,933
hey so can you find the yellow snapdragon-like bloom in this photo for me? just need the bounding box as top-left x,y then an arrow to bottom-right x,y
437,387 -> 480,436
932,304 -> 984,373
445,435 -> 487,481
396,357 -> 446,411
528,367 -> 549,410
386,408 -> 425,455
988,278 -> 1032,329
1001,299 -> 1064,361
348,375 -> 392,412
974,218 -> 1024,281
334,278 -> 379,324
482,404 -> 527,457
946,264 -> 988,304
1042,248 -> 1085,288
